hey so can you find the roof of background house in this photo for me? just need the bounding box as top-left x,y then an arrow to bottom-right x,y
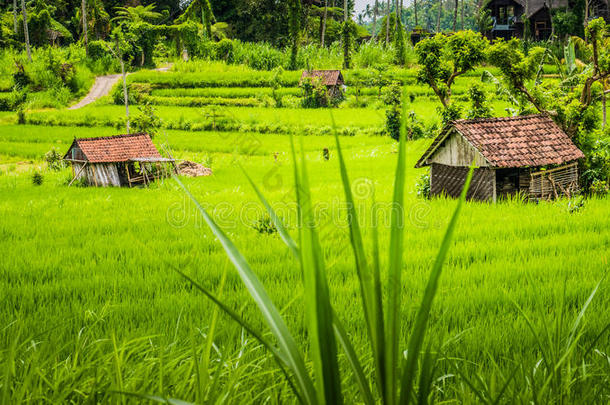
63,133 -> 163,163
512,0 -> 570,17
415,114 -> 585,168
300,70 -> 344,86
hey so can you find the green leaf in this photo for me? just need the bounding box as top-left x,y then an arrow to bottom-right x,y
399,164 -> 475,405
331,112 -> 384,399
174,177 -> 317,405
384,87 -> 409,404
240,164 -> 299,260
294,138 -> 343,405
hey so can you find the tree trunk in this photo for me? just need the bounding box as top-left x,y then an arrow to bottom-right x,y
602,79 -> 606,129
386,0 -> 390,46
414,0 -> 418,27
116,37 -> 130,134
460,0 -> 464,30
437,0 -> 442,32
453,0 -> 458,31
584,0 -> 589,33
371,0 -> 378,41
82,0 -> 88,55
395,0 -> 399,30
21,0 -> 31,61
13,0 -> 18,34
321,0 -> 327,46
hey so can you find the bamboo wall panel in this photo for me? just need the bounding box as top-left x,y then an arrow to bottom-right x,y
431,163 -> 495,201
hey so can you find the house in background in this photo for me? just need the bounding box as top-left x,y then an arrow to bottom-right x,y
415,115 -> 585,202
300,70 -> 346,101
484,0 -> 609,41
63,133 -> 175,187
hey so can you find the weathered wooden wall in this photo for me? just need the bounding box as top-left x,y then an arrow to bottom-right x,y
431,163 -> 496,201
74,163 -> 121,187
427,131 -> 489,167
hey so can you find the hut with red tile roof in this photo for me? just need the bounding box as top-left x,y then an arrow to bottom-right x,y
63,133 -> 175,187
300,69 -> 345,101
415,115 -> 585,201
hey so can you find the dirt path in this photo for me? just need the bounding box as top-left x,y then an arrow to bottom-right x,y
68,64 -> 173,110
69,74 -> 122,110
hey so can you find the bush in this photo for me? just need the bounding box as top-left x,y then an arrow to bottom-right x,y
416,173 -> 431,199
44,148 -> 65,171
251,214 -> 278,234
32,171 -> 44,186
301,77 -> 329,108
384,82 -> 402,140
215,39 -> 235,63
589,179 -> 608,196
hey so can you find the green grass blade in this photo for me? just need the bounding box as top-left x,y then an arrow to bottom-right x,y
385,87 -> 409,404
172,266 -> 306,404
399,165 -> 475,405
295,138 -> 343,405
331,112 -> 383,398
240,164 -> 299,260
174,177 -> 317,405
332,312 -> 375,405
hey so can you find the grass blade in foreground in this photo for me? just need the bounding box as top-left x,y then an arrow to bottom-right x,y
332,112 -> 385,401
173,177 -> 317,405
295,138 -> 343,404
399,165 -> 475,404
385,88 -> 409,404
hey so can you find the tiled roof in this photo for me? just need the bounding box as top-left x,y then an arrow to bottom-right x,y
64,133 -> 162,163
300,70 -> 344,86
416,115 -> 585,168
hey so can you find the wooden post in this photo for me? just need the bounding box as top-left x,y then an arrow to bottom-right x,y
125,162 -> 132,188
91,164 -> 99,187
68,162 -> 88,187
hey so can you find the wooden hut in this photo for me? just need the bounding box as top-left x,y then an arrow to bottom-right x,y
63,133 -> 175,187
484,0 -> 608,41
415,115 -> 585,202
300,70 -> 345,100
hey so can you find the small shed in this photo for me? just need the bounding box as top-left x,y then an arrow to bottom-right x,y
63,133 -> 175,187
300,70 -> 345,100
415,115 -> 585,201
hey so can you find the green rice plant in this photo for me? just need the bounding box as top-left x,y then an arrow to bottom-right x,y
171,87 -> 475,403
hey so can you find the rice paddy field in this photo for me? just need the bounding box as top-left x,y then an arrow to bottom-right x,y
1,61 -> 609,404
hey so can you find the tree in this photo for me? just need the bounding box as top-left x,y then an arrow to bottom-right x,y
82,0 -> 88,52
322,0 -> 327,46
436,0 -> 442,32
453,0 -> 458,31
414,0 -> 418,27
415,30 -> 488,107
112,5 -> 162,24
395,2 -> 406,65
13,0 -> 18,34
386,0 -> 390,46
21,0 -> 31,61
371,0 -> 378,41
288,0 -> 301,70
201,0 -> 215,39
486,19 -> 610,137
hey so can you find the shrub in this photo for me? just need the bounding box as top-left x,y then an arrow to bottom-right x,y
132,103 -> 162,138
416,173 -> 431,199
44,148 -> 65,171
589,179 -> 608,196
215,39 -> 235,63
301,77 -> 329,108
251,214 -> 279,234
384,82 -> 402,140
31,171 -> 44,186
